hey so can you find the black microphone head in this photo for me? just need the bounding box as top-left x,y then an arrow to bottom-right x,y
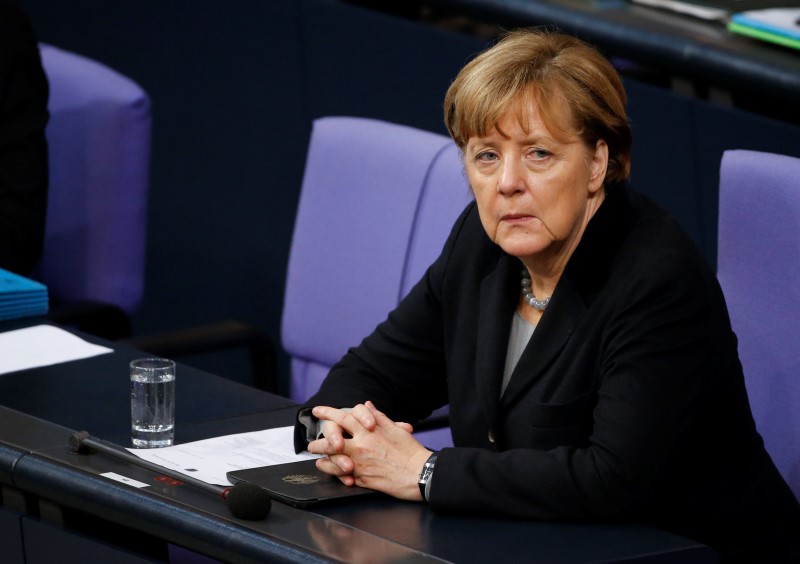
69,431 -> 92,454
225,483 -> 272,520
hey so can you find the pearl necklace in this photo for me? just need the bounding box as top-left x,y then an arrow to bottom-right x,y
520,268 -> 550,311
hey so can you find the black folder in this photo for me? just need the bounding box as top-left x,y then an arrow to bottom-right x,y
227,459 -> 376,508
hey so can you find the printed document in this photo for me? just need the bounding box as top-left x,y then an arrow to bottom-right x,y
128,426 -> 318,485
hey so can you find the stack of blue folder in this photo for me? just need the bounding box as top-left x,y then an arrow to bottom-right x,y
0,268 -> 49,321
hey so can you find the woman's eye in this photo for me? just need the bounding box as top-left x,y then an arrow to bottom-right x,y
476,151 -> 499,162
529,149 -> 550,160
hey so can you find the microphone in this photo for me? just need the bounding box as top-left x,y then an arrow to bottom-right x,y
69,431 -> 271,520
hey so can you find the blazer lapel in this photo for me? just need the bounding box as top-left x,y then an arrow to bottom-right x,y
499,276 -> 587,407
474,254 -> 520,424
496,185 -> 635,407
470,184 -> 634,416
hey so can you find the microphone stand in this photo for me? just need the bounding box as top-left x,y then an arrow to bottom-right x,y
69,431 -> 271,520
70,431 -> 227,497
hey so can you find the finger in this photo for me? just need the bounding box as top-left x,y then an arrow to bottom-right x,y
320,420 -> 347,451
308,436 -> 339,455
315,453 -> 354,476
329,453 -> 355,475
396,422 -> 414,434
313,405 -> 365,437
365,400 -> 400,430
363,401 -> 414,433
307,421 -> 345,453
350,403 -> 376,431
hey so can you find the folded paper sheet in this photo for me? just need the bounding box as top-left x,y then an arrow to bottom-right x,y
0,324 -> 113,375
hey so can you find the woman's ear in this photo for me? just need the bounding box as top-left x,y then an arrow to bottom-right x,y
588,139 -> 609,193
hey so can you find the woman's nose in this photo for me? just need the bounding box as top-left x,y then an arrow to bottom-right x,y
496,158 -> 525,195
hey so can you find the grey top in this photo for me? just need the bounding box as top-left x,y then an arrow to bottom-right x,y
501,311 -> 536,397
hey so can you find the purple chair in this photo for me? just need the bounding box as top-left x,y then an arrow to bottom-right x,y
281,116 -> 472,449
35,44 -> 151,338
717,149 -> 800,501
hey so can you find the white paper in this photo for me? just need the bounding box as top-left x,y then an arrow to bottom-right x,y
101,472 -> 150,489
128,426 -> 319,486
0,324 -> 113,375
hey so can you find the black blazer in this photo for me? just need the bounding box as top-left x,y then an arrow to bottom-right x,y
301,183 -> 799,557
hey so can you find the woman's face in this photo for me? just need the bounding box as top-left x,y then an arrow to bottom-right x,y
464,100 -> 608,269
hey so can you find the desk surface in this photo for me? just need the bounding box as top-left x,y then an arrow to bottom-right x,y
0,322 -> 717,563
0,321 -> 294,442
424,0 -> 800,102
2,408 -> 716,563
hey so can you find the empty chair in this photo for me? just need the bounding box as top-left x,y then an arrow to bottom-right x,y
717,149 -> 800,500
36,44 -> 151,339
281,116 -> 472,449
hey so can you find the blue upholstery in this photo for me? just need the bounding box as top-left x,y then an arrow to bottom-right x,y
717,149 -> 800,501
36,44 -> 151,318
281,116 -> 472,449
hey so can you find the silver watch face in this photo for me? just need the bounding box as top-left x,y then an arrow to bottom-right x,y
419,452 -> 438,485
419,463 -> 434,483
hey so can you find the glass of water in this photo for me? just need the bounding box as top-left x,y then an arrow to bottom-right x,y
130,358 -> 176,448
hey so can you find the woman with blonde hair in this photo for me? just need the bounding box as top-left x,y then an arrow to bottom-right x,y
297,29 -> 800,561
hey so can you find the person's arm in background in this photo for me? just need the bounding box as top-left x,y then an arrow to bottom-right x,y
0,0 -> 49,275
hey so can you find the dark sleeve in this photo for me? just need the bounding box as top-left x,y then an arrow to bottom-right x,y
0,2 -> 49,275
430,249 -> 737,520
293,203 -> 476,450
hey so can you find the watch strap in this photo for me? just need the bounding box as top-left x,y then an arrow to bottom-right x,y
418,451 -> 439,500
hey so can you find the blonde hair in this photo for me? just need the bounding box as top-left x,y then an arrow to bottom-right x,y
444,29 -> 631,184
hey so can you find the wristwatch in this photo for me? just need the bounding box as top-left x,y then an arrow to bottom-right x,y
418,451 -> 439,500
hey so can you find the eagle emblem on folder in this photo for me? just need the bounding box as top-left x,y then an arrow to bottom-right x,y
282,473 -> 320,486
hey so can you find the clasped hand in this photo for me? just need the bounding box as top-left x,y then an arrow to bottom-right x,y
307,401 -> 432,501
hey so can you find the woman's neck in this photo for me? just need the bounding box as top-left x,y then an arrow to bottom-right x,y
519,188 -> 606,299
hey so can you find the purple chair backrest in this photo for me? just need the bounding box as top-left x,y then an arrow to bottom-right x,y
36,44 -> 151,314
717,149 -> 800,500
281,117 -> 472,406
